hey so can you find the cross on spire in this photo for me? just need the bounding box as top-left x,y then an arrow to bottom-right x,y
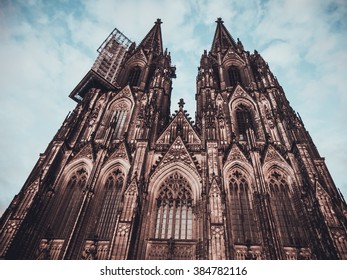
216,17 -> 224,23
178,98 -> 185,110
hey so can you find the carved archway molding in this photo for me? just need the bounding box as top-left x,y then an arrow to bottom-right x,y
143,162 -> 202,260
149,161 -> 202,201
262,161 -> 297,192
56,158 -> 93,190
223,160 -> 255,188
99,159 -> 130,186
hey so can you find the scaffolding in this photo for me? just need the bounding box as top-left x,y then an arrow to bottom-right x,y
92,28 -> 133,85
96,27 -> 133,53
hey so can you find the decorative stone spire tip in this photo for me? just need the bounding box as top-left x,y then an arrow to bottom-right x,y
178,98 -> 185,110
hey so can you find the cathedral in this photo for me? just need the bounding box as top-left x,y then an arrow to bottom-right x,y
1,18 -> 346,260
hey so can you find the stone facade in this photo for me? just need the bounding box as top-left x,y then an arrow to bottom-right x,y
1,18 -> 346,260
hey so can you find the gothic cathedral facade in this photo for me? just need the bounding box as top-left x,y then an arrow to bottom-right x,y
1,19 -> 346,260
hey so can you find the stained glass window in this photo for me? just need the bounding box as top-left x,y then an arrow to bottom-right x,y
229,170 -> 258,244
154,173 -> 193,240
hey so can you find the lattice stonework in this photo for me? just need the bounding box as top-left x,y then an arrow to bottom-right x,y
36,239 -> 64,260
234,245 -> 262,260
268,170 -> 302,247
81,240 -> 110,260
113,223 -> 131,259
228,169 -> 259,245
154,172 -> 193,240
210,225 -> 226,259
146,241 -> 196,260
146,243 -> 169,260
52,167 -> 88,239
95,168 -> 124,240
0,220 -> 19,257
283,247 -> 311,260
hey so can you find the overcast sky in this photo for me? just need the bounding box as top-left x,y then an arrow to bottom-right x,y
0,0 -> 346,216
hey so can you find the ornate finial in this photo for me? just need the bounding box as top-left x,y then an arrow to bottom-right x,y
156,18 -> 162,25
216,17 -> 224,23
178,98 -> 185,110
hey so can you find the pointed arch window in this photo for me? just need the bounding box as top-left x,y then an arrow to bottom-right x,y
96,100 -> 130,140
145,64 -> 156,89
236,105 -> 254,140
96,169 -> 124,239
154,173 -> 193,240
229,170 -> 258,244
268,171 -> 301,246
128,66 -> 141,86
111,102 -> 130,139
228,66 -> 242,86
212,64 -> 221,90
54,167 -> 88,238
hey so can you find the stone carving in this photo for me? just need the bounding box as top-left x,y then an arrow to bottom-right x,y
160,137 -> 195,168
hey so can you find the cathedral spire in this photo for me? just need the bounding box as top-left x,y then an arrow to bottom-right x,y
211,17 -> 238,53
1,18 -> 346,261
137,18 -> 163,55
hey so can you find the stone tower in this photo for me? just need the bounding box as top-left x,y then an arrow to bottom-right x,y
0,18 -> 346,260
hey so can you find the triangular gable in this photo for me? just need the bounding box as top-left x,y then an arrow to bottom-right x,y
209,177 -> 221,196
156,111 -> 201,145
107,142 -> 130,164
74,143 -> 93,161
221,47 -> 245,65
231,84 -> 251,99
228,84 -> 256,106
226,143 -> 248,163
114,85 -> 135,103
125,178 -> 138,195
263,145 -> 286,165
126,47 -> 148,65
215,93 -> 225,108
157,136 -> 197,170
106,85 -> 135,113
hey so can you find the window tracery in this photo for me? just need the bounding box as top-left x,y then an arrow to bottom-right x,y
145,64 -> 156,89
228,169 -> 258,245
209,183 -> 223,224
212,64 -> 221,90
54,167 -> 88,238
154,172 -> 193,240
111,102 -> 129,139
268,170 -> 301,246
96,168 -> 125,240
317,186 -> 340,227
95,100 -> 130,140
228,66 -> 242,86
128,66 -> 141,86
235,104 -> 254,141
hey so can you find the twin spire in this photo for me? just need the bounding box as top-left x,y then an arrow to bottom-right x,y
138,17 -> 236,56
138,18 -> 163,55
211,17 -> 238,53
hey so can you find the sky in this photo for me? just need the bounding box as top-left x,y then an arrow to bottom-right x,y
0,0 -> 346,217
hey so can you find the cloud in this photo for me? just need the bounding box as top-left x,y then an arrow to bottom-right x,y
252,0 -> 347,200
0,0 -> 92,215
0,0 -> 346,217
